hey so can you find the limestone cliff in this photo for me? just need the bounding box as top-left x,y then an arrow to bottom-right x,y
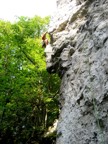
45,0 -> 108,143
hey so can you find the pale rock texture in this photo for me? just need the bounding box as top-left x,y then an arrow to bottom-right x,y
45,0 -> 108,143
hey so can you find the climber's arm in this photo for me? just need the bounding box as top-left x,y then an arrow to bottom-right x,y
42,32 -> 47,40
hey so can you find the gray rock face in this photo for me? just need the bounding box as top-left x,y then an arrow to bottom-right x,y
45,0 -> 108,143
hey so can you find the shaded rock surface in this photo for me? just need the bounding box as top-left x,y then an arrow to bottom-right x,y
45,0 -> 108,143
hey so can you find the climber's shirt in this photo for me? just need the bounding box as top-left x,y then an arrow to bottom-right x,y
44,44 -> 53,61
44,44 -> 52,53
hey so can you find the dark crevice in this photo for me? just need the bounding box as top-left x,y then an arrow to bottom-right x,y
103,37 -> 108,45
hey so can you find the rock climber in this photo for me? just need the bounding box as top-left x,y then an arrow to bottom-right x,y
41,32 -> 49,48
41,31 -> 53,64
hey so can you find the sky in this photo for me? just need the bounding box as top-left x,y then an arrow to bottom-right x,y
0,0 -> 57,22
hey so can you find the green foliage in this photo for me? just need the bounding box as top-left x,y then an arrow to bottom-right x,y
0,16 -> 60,144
